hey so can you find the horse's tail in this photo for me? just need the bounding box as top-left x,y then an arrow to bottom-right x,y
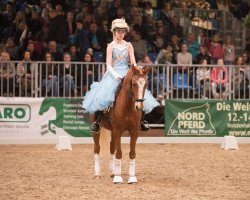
99,127 -> 111,157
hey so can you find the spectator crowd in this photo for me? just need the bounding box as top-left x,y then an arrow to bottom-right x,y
0,0 -> 250,99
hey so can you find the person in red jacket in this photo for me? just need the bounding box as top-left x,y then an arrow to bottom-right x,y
210,58 -> 228,99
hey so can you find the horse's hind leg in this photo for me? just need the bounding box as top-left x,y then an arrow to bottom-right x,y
128,130 -> 139,184
109,132 -> 115,177
93,132 -> 101,178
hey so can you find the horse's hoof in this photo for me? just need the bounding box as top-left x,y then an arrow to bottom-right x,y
110,174 -> 115,178
94,175 -> 101,179
113,175 -> 123,184
128,176 -> 138,184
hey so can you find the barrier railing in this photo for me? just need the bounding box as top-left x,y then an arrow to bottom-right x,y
0,61 -> 250,100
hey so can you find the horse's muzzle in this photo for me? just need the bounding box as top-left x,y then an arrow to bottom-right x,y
135,103 -> 143,111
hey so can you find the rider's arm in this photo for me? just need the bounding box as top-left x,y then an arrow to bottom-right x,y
128,42 -> 136,66
106,44 -> 122,80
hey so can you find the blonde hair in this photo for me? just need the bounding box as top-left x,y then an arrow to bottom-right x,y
110,18 -> 129,33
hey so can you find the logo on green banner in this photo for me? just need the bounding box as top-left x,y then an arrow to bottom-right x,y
167,103 -> 216,136
39,98 -> 91,137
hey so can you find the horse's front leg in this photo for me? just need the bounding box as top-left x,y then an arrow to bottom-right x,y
109,132 -> 115,177
93,132 -> 101,178
113,129 -> 123,184
128,129 -> 139,184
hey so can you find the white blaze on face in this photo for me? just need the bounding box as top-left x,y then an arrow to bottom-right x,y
137,77 -> 146,99
134,76 -> 146,111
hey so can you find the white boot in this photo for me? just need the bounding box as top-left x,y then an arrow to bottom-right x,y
94,154 -> 101,177
113,159 -> 123,183
128,159 -> 138,184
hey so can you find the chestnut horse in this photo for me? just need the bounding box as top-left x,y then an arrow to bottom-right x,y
93,65 -> 150,184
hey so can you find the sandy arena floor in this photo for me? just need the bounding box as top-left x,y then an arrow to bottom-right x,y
0,143 -> 250,200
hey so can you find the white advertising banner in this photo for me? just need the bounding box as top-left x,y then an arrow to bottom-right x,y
0,97 -> 91,143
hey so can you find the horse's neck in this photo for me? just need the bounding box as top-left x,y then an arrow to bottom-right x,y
116,75 -> 133,110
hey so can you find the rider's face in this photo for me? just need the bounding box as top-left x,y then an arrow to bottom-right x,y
115,29 -> 126,40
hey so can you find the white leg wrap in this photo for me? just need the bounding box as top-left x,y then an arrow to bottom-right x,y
128,159 -> 138,184
109,154 -> 115,174
94,154 -> 101,176
114,159 -> 122,176
113,159 -> 123,183
129,159 -> 136,177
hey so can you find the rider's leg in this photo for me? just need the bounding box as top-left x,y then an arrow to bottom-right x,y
90,111 -> 101,133
141,111 -> 150,131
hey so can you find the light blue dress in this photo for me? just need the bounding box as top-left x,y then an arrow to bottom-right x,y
82,44 -> 160,114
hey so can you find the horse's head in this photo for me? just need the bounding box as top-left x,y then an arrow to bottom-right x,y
130,65 -> 150,111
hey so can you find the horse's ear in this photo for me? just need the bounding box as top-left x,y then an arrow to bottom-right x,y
142,66 -> 150,74
132,64 -> 140,74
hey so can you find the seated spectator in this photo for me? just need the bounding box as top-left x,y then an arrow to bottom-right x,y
76,4 -> 88,22
0,52 -> 15,97
69,45 -> 78,62
59,53 -> 77,97
88,22 -> 107,52
75,20 -> 89,60
41,52 -> 59,97
78,52 -> 97,94
132,14 -> 146,40
47,9 -> 69,53
67,11 -> 76,46
107,0 -> 123,23
138,55 -> 162,98
13,21 -> 28,56
196,45 -> 211,64
177,43 -> 192,73
1,2 -> 16,43
27,10 -> 42,37
144,15 -> 156,47
178,1 -> 191,38
233,55 -> 245,98
169,34 -> 180,64
84,13 -> 95,30
184,33 -> 199,63
196,59 -> 211,99
155,44 -> 173,64
94,6 -> 107,27
131,31 -> 147,62
11,10 -> 26,36
223,35 -> 235,65
4,37 -> 18,60
160,3 -> 173,28
101,20 -> 113,44
143,2 -> 153,18
46,41 -> 63,61
26,41 -> 40,61
242,51 -> 250,65
153,26 -> 166,52
210,58 -> 228,99
16,51 -> 35,96
168,16 -> 184,41
206,34 -> 222,64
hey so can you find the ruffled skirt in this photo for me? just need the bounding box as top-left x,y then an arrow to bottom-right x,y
82,68 -> 159,114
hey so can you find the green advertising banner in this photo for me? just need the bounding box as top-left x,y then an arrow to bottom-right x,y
39,98 -> 91,137
0,97 -> 92,139
165,100 -> 250,137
